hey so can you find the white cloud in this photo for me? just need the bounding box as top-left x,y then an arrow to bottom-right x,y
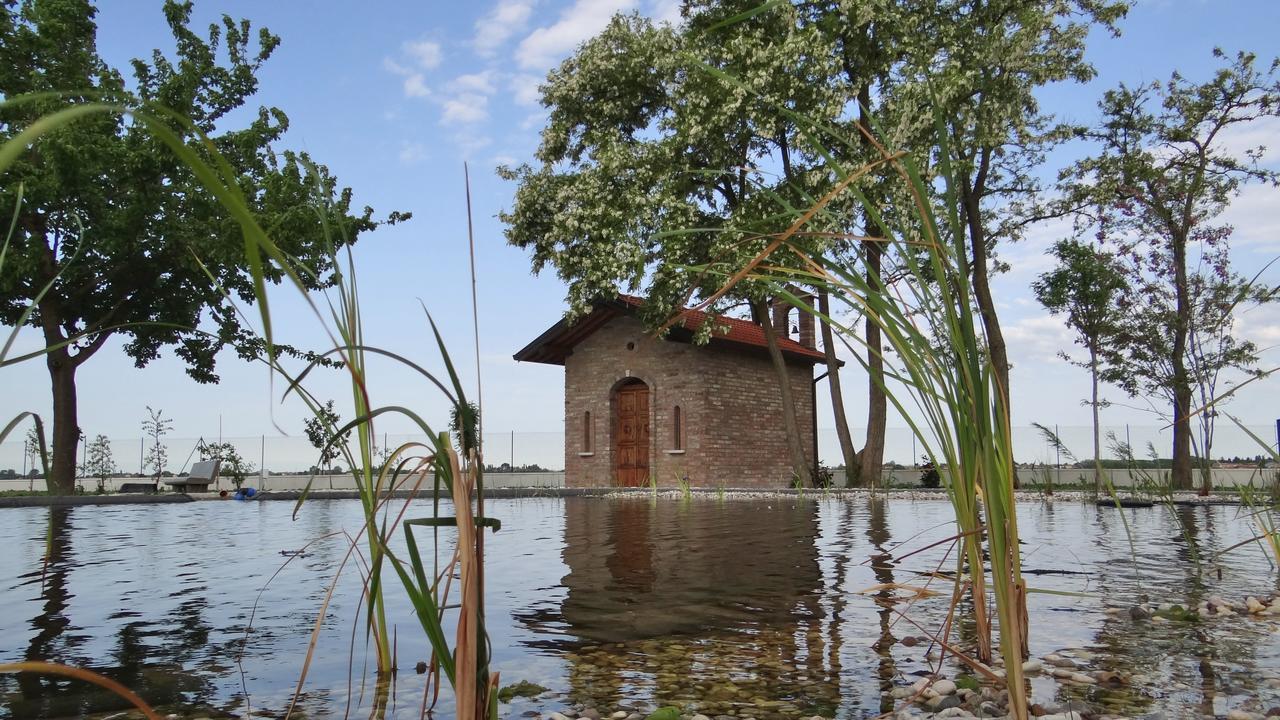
1215,115 -> 1280,167
510,73 -> 542,106
474,0 -> 537,57
1221,182 -> 1280,253
404,39 -> 443,69
384,56 -> 431,99
403,74 -> 431,98
454,131 -> 494,157
1004,313 -> 1075,365
647,0 -> 681,25
516,0 -> 637,70
491,153 -> 518,167
400,141 -> 429,164
442,93 -> 491,124
450,71 -> 498,95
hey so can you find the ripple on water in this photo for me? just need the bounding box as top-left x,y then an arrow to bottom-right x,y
0,497 -> 1276,719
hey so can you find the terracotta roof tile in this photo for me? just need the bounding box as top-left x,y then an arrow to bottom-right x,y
618,295 -> 826,361
514,294 -> 828,365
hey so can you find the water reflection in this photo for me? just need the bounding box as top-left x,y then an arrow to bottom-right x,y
539,497 -> 842,715
0,499 -> 1277,719
2,507 -> 218,719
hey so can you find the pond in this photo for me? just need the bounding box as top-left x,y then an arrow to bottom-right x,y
1,495 -> 1278,719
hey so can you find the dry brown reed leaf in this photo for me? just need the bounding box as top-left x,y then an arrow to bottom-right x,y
0,662 -> 163,720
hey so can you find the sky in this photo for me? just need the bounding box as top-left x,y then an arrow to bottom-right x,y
3,0 -> 1280,471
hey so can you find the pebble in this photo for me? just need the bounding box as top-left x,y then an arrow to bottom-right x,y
611,714 -> 628,720
548,714 -> 571,720
1227,711 -> 1262,720
932,679 -> 957,696
1022,659 -> 1043,673
691,715 -> 711,720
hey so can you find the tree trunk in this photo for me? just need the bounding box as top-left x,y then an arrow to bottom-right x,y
859,234 -> 888,488
961,165 -> 1015,488
1090,348 -> 1102,496
855,89 -> 888,489
1170,233 -> 1193,491
818,289 -> 858,486
46,352 -> 79,495
755,298 -> 813,486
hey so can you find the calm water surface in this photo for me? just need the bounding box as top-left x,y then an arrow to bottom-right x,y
1,496 -> 1277,718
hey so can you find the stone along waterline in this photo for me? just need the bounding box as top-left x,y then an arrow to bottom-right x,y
0,496 -> 1277,719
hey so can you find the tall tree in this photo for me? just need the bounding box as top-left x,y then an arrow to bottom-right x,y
890,0 -> 1128,452
1032,239 -> 1127,493
1061,50 -> 1280,491
500,5 -> 849,485
0,0 -> 401,494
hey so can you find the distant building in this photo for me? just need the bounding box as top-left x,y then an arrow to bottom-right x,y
514,295 -> 825,487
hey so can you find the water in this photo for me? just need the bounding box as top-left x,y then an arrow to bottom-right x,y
1,496 -> 1277,719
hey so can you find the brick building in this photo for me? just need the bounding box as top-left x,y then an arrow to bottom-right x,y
514,296 -> 825,487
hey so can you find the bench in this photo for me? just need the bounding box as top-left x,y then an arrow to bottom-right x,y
165,459 -> 221,493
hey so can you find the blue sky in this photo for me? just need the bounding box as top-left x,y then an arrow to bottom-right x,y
4,0 -> 1279,468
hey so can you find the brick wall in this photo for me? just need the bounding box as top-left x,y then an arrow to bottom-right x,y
563,314 -> 816,488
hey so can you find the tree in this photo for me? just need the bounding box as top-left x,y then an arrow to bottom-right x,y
304,400 -> 350,475
141,405 -> 171,486
888,0 -> 1128,466
199,440 -> 254,489
500,6 -> 855,485
1032,239 -> 1127,493
23,425 -> 41,477
0,0 -> 403,494
1061,50 -> 1280,491
81,433 -> 114,493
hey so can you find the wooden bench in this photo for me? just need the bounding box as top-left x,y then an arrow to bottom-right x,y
165,459 -> 221,493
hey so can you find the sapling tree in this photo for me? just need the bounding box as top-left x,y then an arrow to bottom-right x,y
1061,50 -> 1280,491
141,406 -> 172,486
0,0 -> 402,494
82,434 -> 114,493
199,440 -> 255,489
304,400 -> 350,475
1032,239 -> 1128,493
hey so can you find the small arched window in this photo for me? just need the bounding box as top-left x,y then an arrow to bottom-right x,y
672,405 -> 683,451
582,411 -> 592,452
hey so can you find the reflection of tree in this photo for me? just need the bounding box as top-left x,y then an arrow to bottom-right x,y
4,507 -> 218,719
866,497 -> 900,714
16,507 -> 75,702
1074,505 -> 1272,717
537,498 -> 840,716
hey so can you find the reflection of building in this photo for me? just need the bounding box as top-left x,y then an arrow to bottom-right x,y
531,497 -> 840,716
515,296 -> 826,487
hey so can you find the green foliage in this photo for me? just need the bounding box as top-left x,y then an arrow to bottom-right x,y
81,433 -> 113,493
199,440 -> 254,489
449,400 -> 480,456
303,400 -> 350,470
645,707 -> 681,720
1060,49 -> 1280,489
140,405 -> 171,482
1033,240 -> 1127,368
498,6 -> 846,321
918,459 -> 940,489
0,0 -> 402,493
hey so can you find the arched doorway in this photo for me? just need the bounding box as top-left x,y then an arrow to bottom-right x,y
613,378 -> 650,487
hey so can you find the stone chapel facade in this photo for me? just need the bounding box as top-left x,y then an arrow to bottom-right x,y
514,296 -> 824,487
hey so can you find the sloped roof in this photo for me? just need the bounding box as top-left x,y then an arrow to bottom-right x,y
514,294 -> 828,365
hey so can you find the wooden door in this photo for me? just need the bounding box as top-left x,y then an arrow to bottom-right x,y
614,382 -> 650,487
